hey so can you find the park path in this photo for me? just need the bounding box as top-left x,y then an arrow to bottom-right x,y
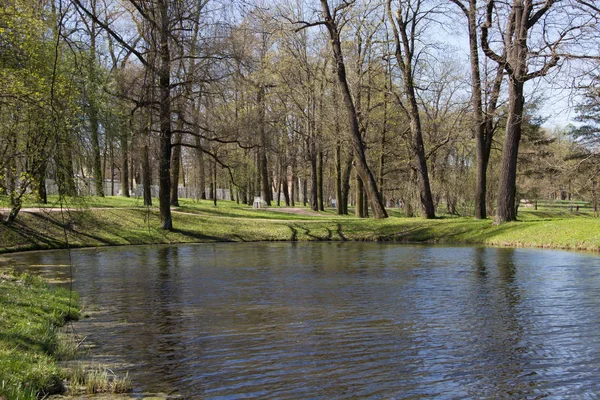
261,207 -> 323,217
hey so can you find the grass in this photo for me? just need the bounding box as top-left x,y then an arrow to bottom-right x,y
0,272 -> 133,399
0,272 -> 79,399
2,195 -> 600,253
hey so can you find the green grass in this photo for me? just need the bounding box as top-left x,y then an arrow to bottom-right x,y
2,196 -> 600,253
0,272 -> 79,399
0,194 -> 150,209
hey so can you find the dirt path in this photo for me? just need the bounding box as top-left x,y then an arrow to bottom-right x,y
263,207 -> 324,217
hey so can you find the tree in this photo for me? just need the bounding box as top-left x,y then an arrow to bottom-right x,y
480,0 -> 591,223
0,0 -> 82,223
298,0 -> 388,219
386,0 -> 436,218
450,0 -> 503,219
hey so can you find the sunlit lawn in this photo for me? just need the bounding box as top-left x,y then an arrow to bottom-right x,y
2,195 -> 600,253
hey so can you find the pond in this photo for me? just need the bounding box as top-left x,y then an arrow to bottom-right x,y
3,242 -> 600,398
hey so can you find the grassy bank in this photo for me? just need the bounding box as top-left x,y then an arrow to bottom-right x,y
0,273 -> 79,399
1,196 -> 600,253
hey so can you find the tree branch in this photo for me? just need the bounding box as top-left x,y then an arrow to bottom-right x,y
71,0 -> 149,67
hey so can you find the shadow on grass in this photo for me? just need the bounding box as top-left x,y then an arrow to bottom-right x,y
518,211 -> 573,221
170,228 -> 236,242
371,218 -> 533,244
336,224 -> 348,241
287,223 -> 347,241
0,331 -> 51,353
2,209 -> 156,252
175,205 -> 324,221
1,213 -> 73,250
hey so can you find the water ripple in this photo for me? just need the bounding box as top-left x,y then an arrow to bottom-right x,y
6,243 -> 600,398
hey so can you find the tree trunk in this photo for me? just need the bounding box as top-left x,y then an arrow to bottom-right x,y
310,149 -> 318,211
290,164 -> 296,206
142,140 -> 152,206
460,0 -> 487,219
593,179 -> 598,215
282,166 -> 291,206
495,77 -> 524,223
317,150 -> 324,211
355,173 -> 366,218
302,178 -> 308,207
57,143 -> 76,197
276,158 -> 282,207
157,0 -> 172,230
335,143 -> 342,214
257,86 -> 271,206
378,123 -> 386,205
209,162 -> 214,200
408,106 -> 435,218
341,154 -> 353,215
89,15 -> 104,198
109,138 -> 114,196
90,103 -> 104,197
212,160 -> 217,207
246,181 -> 253,206
130,154 -> 134,193
36,161 -> 47,204
170,132 -> 182,206
196,136 -> 206,200
121,127 -> 129,197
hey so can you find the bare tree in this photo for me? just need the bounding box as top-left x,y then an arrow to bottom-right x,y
386,0 -> 436,218
481,0 -> 596,223
450,0 -> 503,219
296,0 -> 388,218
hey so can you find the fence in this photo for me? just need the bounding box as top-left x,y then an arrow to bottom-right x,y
44,178 -> 231,200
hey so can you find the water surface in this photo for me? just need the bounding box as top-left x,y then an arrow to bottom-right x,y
4,242 -> 600,398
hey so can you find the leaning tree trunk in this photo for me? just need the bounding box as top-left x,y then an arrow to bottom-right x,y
386,0 -> 435,218
320,0 -> 387,219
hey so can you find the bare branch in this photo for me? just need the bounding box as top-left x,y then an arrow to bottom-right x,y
71,0 -> 149,67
